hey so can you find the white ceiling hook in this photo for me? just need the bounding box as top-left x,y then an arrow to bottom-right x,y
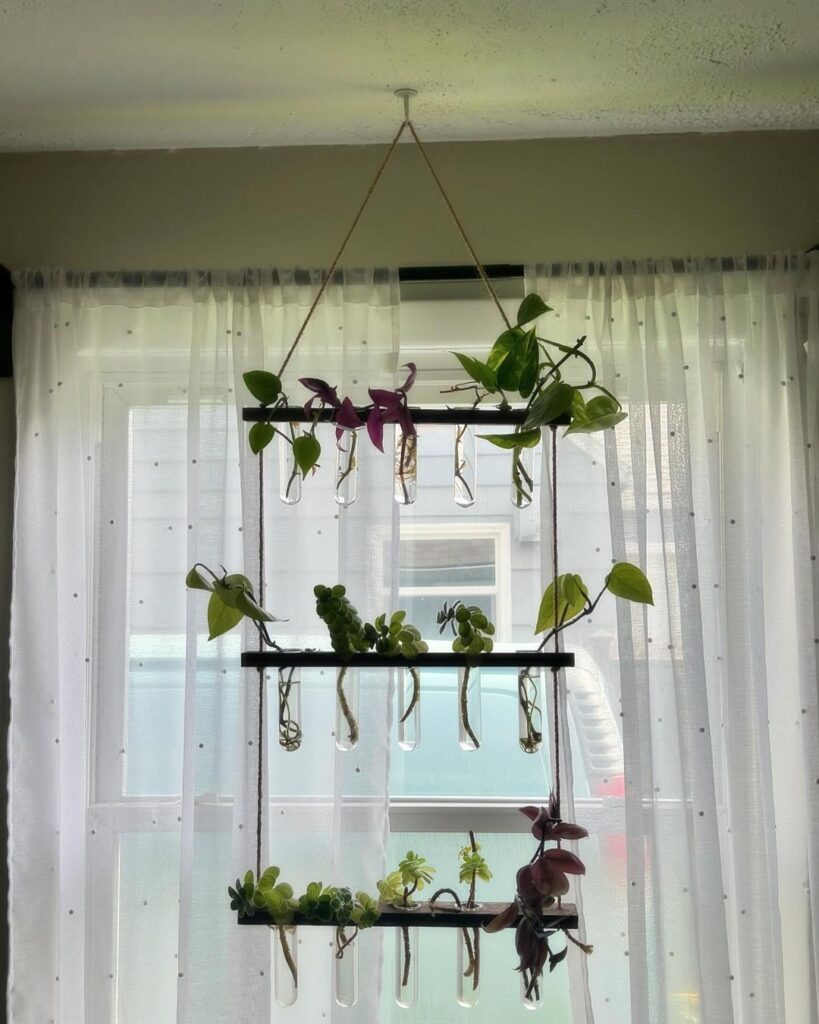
394,87 -> 418,122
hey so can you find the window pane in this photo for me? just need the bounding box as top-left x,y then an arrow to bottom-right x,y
399,536 -> 496,587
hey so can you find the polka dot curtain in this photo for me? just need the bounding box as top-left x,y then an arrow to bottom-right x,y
8,267 -> 400,1024
528,254 -> 819,1024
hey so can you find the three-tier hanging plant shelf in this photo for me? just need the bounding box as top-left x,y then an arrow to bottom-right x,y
185,88 -> 654,1013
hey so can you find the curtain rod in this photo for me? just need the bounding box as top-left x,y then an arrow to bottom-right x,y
7,254 -> 815,289
1,253 -> 815,378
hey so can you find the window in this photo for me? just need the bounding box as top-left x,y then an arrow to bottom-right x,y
89,280 -> 647,1022
398,521 -> 511,637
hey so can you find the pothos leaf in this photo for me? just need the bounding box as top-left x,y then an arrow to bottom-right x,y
518,331 -> 540,399
451,352 -> 498,392
248,421 -> 275,454
516,293 -> 552,326
488,327 -> 532,391
293,433 -> 321,475
565,393 -> 626,434
235,589 -> 282,623
243,370 -> 282,406
606,562 -> 654,605
224,572 -> 254,592
478,428 -> 541,450
524,381 -> 575,430
535,573 -> 589,633
207,591 -> 244,640
185,566 -> 213,592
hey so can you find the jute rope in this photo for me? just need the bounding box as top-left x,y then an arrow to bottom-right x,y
551,426 -> 560,814
256,104 -> 541,876
274,111 -> 512,383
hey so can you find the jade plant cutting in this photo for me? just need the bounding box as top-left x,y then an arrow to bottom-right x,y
229,867 -> 382,991
447,293 -> 626,505
298,882 -> 381,960
185,564 -> 281,643
313,584 -> 427,749
230,866 -> 299,988
456,833 -> 492,995
436,601 -> 495,750
379,851 -> 437,995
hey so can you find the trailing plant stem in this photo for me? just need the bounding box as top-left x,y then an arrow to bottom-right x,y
335,925 -> 359,959
512,446 -> 534,505
454,424 -> 475,503
459,666 -> 480,749
518,667 -> 542,754
278,667 -> 302,751
401,925 -> 412,988
277,925 -> 298,989
336,431 -> 358,496
399,666 -> 421,724
336,666 -> 358,746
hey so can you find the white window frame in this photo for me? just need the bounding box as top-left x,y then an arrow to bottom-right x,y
398,519 -> 513,639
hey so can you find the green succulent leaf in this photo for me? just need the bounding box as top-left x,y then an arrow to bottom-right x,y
377,871 -> 405,906
257,866 -> 280,890
399,850 -> 436,891
248,421 -> 275,454
243,370 -> 282,407
351,891 -> 381,929
293,434 -> 321,475
606,562 -> 654,605
516,293 -> 552,326
458,845 -> 493,886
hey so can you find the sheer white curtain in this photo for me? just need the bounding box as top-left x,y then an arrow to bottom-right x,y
529,255 -> 819,1024
9,268 -> 400,1024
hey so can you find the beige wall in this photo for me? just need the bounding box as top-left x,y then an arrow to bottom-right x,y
1,130 -> 818,271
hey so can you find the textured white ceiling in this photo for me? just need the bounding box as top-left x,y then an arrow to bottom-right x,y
1,0 -> 818,151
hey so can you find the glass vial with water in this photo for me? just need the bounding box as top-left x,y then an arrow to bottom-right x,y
278,424 -> 303,504
394,429 -> 418,505
457,927 -> 480,1007
334,929 -> 358,1008
520,968 -> 544,1010
277,666 -> 302,751
517,667 -> 543,754
335,428 -> 360,506
397,666 -> 421,751
274,924 -> 298,1006
511,445 -> 535,508
457,665 -> 482,751
394,926 -> 418,1008
453,424 -> 478,507
335,666 -> 360,752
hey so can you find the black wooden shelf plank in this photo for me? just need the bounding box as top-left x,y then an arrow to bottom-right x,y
242,405 -> 570,427
238,901 -> 578,931
241,650 -> 574,670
